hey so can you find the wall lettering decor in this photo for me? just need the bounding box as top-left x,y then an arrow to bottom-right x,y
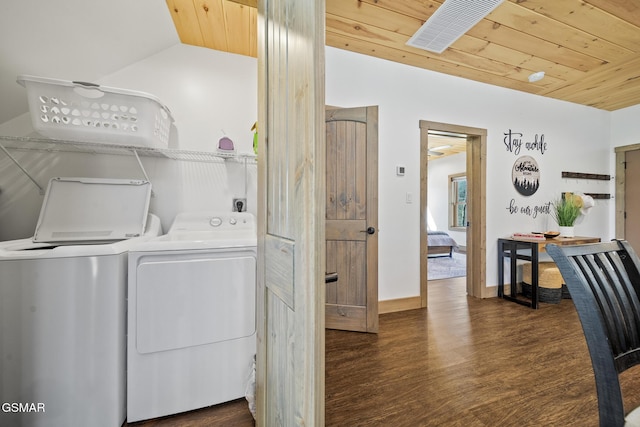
512,155 -> 540,196
503,129 -> 547,155
506,199 -> 551,218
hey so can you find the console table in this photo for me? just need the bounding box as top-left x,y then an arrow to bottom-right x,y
497,236 -> 601,309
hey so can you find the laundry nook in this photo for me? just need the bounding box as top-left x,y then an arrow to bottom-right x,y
0,9 -> 258,424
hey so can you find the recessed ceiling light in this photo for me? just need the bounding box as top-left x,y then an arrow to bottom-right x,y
407,0 -> 505,53
528,71 -> 545,83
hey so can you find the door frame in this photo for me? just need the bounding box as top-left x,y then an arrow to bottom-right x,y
419,121 -> 486,305
614,144 -> 640,239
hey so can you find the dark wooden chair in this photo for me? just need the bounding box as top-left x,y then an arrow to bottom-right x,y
546,240 -> 640,426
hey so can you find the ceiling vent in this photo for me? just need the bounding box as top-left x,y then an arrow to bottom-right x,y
407,0 -> 504,54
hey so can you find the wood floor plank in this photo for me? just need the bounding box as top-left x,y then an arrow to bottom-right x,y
125,276 -> 640,426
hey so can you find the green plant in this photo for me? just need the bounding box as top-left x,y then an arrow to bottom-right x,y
551,194 -> 581,226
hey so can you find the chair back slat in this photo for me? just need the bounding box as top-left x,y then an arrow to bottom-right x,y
576,253 -> 627,357
547,240 -> 640,426
606,251 -> 640,353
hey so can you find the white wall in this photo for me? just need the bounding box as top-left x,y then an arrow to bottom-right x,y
100,44 -> 257,154
611,104 -> 640,150
325,46 -> 612,301
427,152 -> 467,247
0,44 -> 257,239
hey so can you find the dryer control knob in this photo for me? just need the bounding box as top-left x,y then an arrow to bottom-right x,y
229,217 -> 237,225
209,217 -> 222,227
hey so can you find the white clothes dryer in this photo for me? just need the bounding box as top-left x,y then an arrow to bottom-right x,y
0,177 -> 160,427
127,211 -> 257,422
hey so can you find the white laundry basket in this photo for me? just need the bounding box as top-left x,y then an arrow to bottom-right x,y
17,74 -> 174,148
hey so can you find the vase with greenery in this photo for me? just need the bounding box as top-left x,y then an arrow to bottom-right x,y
551,194 -> 581,237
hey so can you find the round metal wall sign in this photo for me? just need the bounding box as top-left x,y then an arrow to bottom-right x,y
512,155 -> 540,196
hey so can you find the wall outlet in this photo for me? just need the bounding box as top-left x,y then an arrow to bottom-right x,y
233,198 -> 247,212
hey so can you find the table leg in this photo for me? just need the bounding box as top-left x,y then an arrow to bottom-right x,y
498,240 -> 504,298
531,244 -> 539,309
509,242 -> 517,298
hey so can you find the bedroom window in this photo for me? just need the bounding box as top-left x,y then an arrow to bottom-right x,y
449,173 -> 467,230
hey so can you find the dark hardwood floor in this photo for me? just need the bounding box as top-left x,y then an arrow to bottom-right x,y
126,276 -> 640,426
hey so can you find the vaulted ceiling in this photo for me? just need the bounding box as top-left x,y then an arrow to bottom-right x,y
168,0 -> 640,112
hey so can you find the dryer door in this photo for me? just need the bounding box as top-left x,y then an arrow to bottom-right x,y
134,251 -> 256,354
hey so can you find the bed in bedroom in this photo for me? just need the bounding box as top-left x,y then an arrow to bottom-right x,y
427,231 -> 458,257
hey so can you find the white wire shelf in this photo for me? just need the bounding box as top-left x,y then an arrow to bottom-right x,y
0,135 -> 256,195
0,135 -> 257,164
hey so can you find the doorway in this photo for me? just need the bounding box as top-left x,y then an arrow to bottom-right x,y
425,138 -> 468,282
419,121 -> 486,307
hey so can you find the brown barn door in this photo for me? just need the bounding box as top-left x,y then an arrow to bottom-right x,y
625,149 -> 640,252
325,106 -> 379,333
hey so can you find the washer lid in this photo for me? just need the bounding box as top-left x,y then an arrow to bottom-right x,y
33,177 -> 152,244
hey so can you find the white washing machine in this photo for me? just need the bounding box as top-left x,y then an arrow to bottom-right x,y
0,177 -> 160,427
127,211 -> 257,422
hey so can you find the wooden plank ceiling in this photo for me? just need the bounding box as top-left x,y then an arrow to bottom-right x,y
167,0 -> 640,113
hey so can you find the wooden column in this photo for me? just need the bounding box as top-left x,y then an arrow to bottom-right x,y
256,0 -> 326,425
